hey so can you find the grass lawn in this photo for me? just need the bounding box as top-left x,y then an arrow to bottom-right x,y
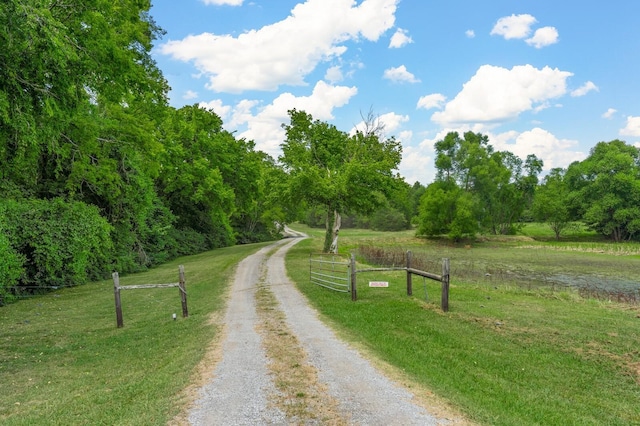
0,242 -> 269,425
286,224 -> 640,425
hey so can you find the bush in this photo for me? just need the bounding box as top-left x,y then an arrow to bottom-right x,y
0,222 -> 24,305
0,198 -> 113,293
369,207 -> 408,231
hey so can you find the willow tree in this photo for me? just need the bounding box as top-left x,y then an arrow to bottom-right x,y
280,109 -> 402,252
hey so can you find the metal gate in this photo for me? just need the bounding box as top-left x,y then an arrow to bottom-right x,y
309,253 -> 351,293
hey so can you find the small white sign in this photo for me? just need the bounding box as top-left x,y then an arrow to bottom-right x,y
369,281 -> 389,287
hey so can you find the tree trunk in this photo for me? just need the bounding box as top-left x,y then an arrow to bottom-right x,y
323,209 -> 341,253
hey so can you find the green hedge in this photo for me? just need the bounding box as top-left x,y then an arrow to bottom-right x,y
0,198 -> 113,299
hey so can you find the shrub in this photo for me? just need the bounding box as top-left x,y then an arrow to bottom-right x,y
0,198 -> 113,293
0,221 -> 24,305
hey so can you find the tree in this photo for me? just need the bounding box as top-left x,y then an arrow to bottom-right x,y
416,181 -> 478,241
422,131 -> 542,237
280,109 -> 402,252
532,168 -> 573,240
565,140 -> 640,242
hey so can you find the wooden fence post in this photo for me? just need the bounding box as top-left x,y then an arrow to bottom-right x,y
350,253 -> 357,301
406,250 -> 413,296
178,265 -> 188,318
113,272 -> 124,328
441,258 -> 450,312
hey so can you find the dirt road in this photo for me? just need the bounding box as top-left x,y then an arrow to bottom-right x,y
185,235 -> 467,425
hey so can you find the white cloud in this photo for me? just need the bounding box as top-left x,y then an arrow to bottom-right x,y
490,14 -> 537,40
183,90 -> 199,100
383,65 -> 420,83
389,28 -> 413,48
620,116 -> 640,137
399,144 -> 433,185
432,64 -> 573,125
602,108 -> 617,119
417,93 -> 446,110
198,99 -> 232,121
465,29 -> 475,38
493,127 -> 586,170
201,0 -> 243,5
525,26 -> 559,48
236,80 -> 358,157
161,0 -> 399,93
571,81 -> 598,97
324,65 -> 344,83
350,111 -> 409,137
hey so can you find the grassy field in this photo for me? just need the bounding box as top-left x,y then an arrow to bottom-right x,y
0,242 -> 269,425
2,224 -> 640,425
286,224 -> 640,425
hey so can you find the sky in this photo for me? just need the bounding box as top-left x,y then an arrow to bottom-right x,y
150,0 -> 640,185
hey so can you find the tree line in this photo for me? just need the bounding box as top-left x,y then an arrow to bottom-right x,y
2,1 -> 638,304
416,131 -> 640,243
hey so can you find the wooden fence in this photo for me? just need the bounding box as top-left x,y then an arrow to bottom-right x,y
309,251 -> 450,311
112,265 -> 188,328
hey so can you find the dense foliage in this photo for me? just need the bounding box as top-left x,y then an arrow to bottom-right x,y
0,1 -> 283,301
2,1 -> 639,301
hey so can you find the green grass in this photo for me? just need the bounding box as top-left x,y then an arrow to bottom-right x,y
0,242 -> 269,425
287,225 -> 640,425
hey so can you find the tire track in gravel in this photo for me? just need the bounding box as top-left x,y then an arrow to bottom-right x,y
187,235 -> 469,425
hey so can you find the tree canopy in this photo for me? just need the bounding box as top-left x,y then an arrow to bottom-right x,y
280,109 -> 402,251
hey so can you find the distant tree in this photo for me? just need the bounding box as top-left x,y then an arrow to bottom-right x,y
565,140 -> 640,242
532,168 -> 573,240
280,109 -> 402,252
417,181 -> 478,241
420,131 -> 542,238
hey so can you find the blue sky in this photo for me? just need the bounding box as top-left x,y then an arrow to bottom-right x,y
150,0 -> 640,184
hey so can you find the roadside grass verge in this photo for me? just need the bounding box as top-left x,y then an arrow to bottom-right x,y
0,242 -> 269,425
286,225 -> 640,425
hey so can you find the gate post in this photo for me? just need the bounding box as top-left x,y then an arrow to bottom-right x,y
113,272 -> 124,328
350,253 -> 357,301
406,250 -> 413,296
178,265 -> 188,318
441,258 -> 450,312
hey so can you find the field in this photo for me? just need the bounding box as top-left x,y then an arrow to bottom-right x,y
1,224 -> 639,425
286,224 -> 640,425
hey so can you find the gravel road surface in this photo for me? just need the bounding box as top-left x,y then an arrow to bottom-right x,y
188,235 -> 456,425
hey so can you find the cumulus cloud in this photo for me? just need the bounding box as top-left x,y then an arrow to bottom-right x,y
571,81 -> 598,97
201,0 -> 243,5
465,29 -> 475,38
325,65 -> 344,83
431,64 -> 573,125
526,26 -> 559,48
183,90 -> 199,100
235,81 -> 358,157
493,127 -> 586,170
383,65 -> 420,83
620,116 -> 640,137
417,93 -> 446,110
350,111 -> 409,138
490,14 -> 537,39
161,0 -> 399,93
389,28 -> 413,48
198,99 -> 232,121
602,108 -> 617,119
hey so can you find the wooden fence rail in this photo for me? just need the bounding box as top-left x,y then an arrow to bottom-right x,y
352,251 -> 450,311
112,265 -> 188,328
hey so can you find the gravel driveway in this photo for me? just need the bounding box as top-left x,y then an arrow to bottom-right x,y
187,235 -> 463,425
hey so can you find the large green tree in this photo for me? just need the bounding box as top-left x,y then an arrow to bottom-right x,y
418,131 -> 542,239
565,140 -> 640,242
280,109 -> 402,252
